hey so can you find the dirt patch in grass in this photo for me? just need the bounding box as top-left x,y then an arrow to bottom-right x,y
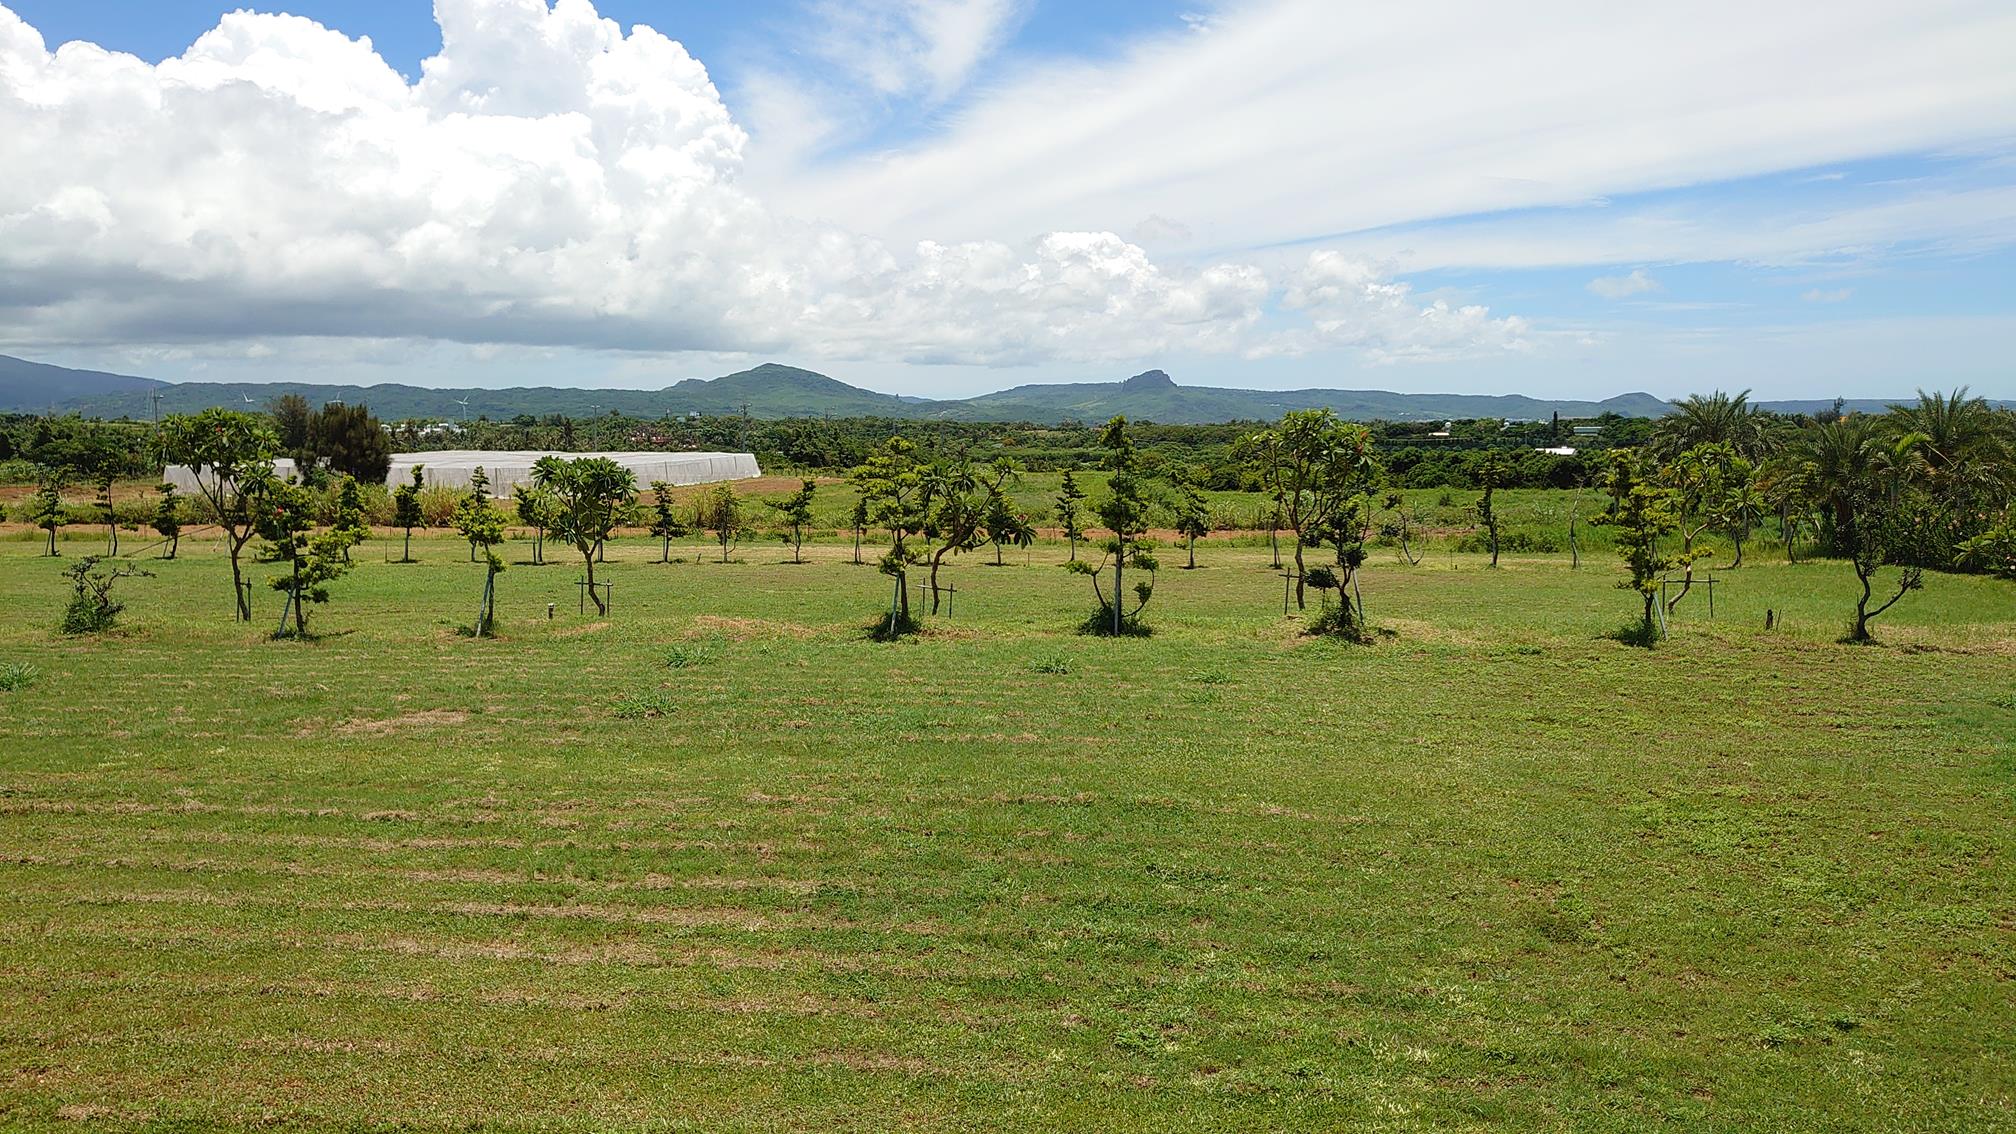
331,709 -> 470,737
689,615 -> 815,640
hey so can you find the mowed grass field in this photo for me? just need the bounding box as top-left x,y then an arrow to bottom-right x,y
0,526 -> 2011,1131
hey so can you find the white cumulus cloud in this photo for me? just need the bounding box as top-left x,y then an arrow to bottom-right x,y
0,0 -> 1525,369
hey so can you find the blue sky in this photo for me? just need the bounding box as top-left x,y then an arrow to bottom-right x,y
0,0 -> 2012,400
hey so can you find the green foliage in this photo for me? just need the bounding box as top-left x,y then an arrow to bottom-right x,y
533,456 -> 637,615
391,466 -> 426,562
309,401 -> 393,483
158,409 -> 279,621
27,469 -> 64,556
664,635 -> 725,669
851,436 -> 927,631
610,690 -> 676,719
151,482 -> 183,558
1070,417 -> 1161,635
58,555 -> 153,635
331,476 -> 370,561
692,483 -> 748,563
1028,655 -> 1072,675
773,478 -> 817,563
252,476 -> 358,637
1591,450 -> 1691,643
0,661 -> 38,692
1055,467 -> 1087,560
1241,409 -> 1379,604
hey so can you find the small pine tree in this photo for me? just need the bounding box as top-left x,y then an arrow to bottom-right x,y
1055,469 -> 1087,562
59,555 -> 153,635
775,479 -> 817,564
152,483 -> 183,559
331,476 -> 369,563
1172,473 -> 1210,569
453,469 -> 509,637
253,477 -> 357,638
93,472 -> 121,556
648,481 -> 690,563
1591,450 -> 1692,645
1066,417 -> 1159,635
29,471 -> 64,557
392,466 -> 425,563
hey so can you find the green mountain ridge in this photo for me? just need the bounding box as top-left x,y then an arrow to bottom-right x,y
8,354 -> 1998,426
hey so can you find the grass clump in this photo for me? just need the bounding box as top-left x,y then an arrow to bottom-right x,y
610,690 -> 676,719
0,662 -> 37,692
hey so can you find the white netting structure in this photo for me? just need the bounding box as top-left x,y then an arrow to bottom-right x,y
388,451 -> 761,496
163,458 -> 300,494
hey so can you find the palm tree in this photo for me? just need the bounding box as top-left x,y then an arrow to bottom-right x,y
1886,387 -> 2011,500
1655,390 -> 1768,460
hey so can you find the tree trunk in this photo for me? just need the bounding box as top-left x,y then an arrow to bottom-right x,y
167,534 -> 179,560
852,529 -> 861,565
584,550 -> 605,615
994,540 -> 1003,567
1731,528 -> 1745,568
290,560 -> 305,637
928,548 -> 949,614
1068,534 -> 1077,562
1292,539 -> 1307,609
1852,566 -> 1873,642
794,530 -> 803,564
108,524 -> 118,556
660,537 -> 670,564
230,537 -> 251,621
1187,538 -> 1196,570
45,527 -> 56,556
1113,551 -> 1124,634
403,528 -> 412,562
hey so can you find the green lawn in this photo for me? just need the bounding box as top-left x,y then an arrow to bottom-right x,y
0,529 -> 2010,1131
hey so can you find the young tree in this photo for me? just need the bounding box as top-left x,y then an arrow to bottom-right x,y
979,462 -> 1030,566
1066,417 -> 1160,635
1474,453 -> 1507,568
269,394 -> 313,468
392,465 -> 426,563
151,482 -> 183,559
453,468 -> 508,636
1385,492 -> 1425,566
28,470 -> 64,557
851,436 -> 928,634
920,461 -> 990,612
693,483 -> 747,563
1055,468 -> 1087,562
460,467 -> 497,561
647,481 -> 690,563
774,478 -> 817,564
1591,450 -> 1691,645
1240,410 -> 1376,608
849,496 -> 869,566
252,474 -> 357,638
59,555 -> 153,635
1311,491 -> 1377,638
158,409 -> 278,621
513,482 -> 556,565
1785,422 -> 1929,642
92,472 -> 123,556
534,456 -> 637,615
1171,472 -> 1210,569
331,475 -> 369,563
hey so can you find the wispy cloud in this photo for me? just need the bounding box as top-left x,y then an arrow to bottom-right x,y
1801,287 -> 1854,303
1588,269 -> 1661,299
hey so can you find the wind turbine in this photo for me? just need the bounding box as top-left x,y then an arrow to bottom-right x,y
240,393 -> 255,405
454,395 -> 472,423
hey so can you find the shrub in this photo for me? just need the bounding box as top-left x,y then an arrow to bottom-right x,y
418,484 -> 463,526
60,556 -> 152,635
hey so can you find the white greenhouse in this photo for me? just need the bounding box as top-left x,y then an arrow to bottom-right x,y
162,458 -> 300,494
387,451 -> 762,496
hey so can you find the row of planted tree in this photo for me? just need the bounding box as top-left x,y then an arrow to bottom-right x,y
35,389 -> 2016,645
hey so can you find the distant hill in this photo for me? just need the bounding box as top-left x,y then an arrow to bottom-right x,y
47,363 -> 917,422
0,355 -> 165,412
20,351 -> 1999,426
930,369 -> 1672,423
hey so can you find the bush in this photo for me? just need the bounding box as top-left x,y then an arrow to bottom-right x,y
1454,529 -> 1562,555
58,556 -> 151,635
417,484 -> 463,526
